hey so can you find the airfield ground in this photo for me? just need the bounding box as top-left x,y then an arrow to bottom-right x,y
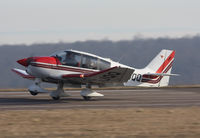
0,87 -> 200,137
0,107 -> 200,138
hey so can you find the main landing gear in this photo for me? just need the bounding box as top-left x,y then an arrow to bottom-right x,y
80,84 -> 104,101
28,79 -> 104,100
50,83 -> 104,101
49,82 -> 68,100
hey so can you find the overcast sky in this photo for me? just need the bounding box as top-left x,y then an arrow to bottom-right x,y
0,0 -> 200,44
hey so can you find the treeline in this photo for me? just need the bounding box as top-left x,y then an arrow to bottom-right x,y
0,35 -> 200,88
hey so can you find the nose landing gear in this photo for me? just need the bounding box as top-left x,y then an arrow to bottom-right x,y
28,78 -> 48,96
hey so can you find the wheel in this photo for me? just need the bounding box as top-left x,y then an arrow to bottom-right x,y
52,96 -> 60,100
83,96 -> 91,101
30,91 -> 38,96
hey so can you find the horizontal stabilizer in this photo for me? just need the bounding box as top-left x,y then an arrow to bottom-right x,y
144,73 -> 179,77
12,68 -> 35,79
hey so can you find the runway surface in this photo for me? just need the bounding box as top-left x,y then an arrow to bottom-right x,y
1,88 -> 200,110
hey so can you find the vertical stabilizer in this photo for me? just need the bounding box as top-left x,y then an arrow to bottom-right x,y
125,49 -> 176,87
145,49 -> 175,73
144,49 -> 175,87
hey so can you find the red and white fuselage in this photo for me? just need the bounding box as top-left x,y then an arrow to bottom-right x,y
13,49 -> 177,100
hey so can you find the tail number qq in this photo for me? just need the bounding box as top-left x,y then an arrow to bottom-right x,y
131,73 -> 142,82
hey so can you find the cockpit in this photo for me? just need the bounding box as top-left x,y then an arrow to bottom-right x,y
51,50 -> 111,70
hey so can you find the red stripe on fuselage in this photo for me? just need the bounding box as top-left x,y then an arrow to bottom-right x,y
30,62 -> 96,74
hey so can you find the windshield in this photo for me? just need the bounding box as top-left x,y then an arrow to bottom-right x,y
52,51 -> 81,67
52,50 -> 111,70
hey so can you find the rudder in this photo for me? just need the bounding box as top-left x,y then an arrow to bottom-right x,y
144,49 -> 175,87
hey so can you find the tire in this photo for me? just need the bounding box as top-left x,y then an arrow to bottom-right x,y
30,91 -> 38,96
83,96 -> 91,101
52,96 -> 60,100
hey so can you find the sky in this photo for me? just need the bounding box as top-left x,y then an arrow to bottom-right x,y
0,0 -> 200,44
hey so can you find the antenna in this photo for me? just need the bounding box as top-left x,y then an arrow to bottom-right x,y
118,54 -> 126,63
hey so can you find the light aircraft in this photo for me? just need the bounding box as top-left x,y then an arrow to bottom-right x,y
12,49 -> 177,100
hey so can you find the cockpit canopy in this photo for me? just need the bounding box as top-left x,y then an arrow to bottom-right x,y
51,50 -> 111,70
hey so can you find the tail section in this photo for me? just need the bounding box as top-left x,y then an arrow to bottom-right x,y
145,49 -> 175,73
125,49 -> 176,87
143,49 -> 175,87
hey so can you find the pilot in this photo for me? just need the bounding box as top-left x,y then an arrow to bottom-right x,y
64,52 -> 79,67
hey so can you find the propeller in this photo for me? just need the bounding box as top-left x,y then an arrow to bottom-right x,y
17,57 -> 34,67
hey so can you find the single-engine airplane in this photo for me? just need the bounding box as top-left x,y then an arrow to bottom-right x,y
12,49 -> 177,100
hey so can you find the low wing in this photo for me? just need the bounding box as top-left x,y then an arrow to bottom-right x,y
12,68 -> 35,80
62,66 -> 134,84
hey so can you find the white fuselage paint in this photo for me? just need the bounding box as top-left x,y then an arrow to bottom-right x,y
26,49 -> 175,87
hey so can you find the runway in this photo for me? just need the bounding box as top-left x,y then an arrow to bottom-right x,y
1,88 -> 200,110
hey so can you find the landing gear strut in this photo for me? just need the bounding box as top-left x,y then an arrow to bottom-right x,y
50,82 -> 66,100
28,78 -> 48,96
80,84 -> 104,101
